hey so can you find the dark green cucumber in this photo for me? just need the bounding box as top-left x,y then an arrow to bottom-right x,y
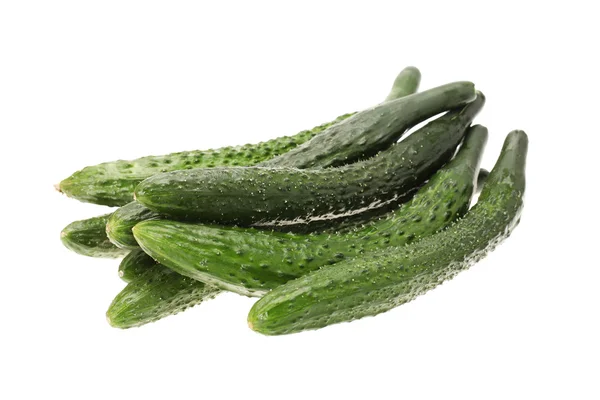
248,130 -> 528,335
133,125 -> 488,297
57,67 -> 421,207
107,254 -> 221,329
107,202 -> 161,249
61,214 -> 129,258
118,249 -> 159,282
106,68 -> 424,247
135,88 -> 482,226
258,81 -> 475,169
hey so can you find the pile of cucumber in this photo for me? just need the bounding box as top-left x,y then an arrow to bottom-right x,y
57,67 -> 528,335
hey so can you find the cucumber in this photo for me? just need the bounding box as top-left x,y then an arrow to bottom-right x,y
106,67 -> 423,247
56,115 -> 351,207
61,214 -> 129,258
57,67 -> 421,207
107,252 -> 221,329
118,249 -> 158,282
133,125 -> 488,297
258,81 -> 475,169
247,130 -> 528,335
107,202 -> 160,250
135,87 -> 481,226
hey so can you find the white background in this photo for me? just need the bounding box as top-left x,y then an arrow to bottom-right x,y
1,1 -> 598,399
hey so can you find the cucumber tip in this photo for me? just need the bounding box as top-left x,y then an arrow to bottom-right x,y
54,183 -> 62,193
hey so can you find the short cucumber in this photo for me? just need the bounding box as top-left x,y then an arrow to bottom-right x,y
61,214 -> 129,258
106,67 -> 423,247
118,249 -> 158,282
247,130 -> 528,335
107,253 -> 221,329
57,67 -> 421,207
135,88 -> 481,226
133,125 -> 488,297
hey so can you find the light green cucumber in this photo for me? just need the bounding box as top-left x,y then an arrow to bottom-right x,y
57,67 -> 421,207
133,125 -> 488,297
60,214 -> 129,258
107,253 -> 221,329
248,130 -> 528,335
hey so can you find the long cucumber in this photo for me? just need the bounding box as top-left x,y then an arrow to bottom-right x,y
247,130 -> 528,335
133,125 -> 488,297
57,67 -> 421,207
106,68 -> 423,249
135,86 -> 480,226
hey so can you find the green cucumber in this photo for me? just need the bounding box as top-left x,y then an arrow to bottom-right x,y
107,253 -> 221,329
135,87 -> 481,226
106,68 -> 423,247
133,125 -> 488,297
107,202 -> 161,250
61,214 -> 129,258
57,67 -> 421,207
258,81 -> 475,169
247,130 -> 528,335
118,249 -> 158,282
56,115 -> 351,207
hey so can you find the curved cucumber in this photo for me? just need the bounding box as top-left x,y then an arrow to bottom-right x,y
57,67 -> 421,207
135,88 -> 481,226
258,81 -> 475,169
107,253 -> 221,329
133,125 -> 488,297
247,130 -> 528,335
61,214 -> 129,258
118,249 -> 158,282
106,67 -> 423,247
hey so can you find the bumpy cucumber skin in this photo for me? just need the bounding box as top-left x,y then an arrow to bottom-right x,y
107,202 -> 162,249
248,130 -> 528,335
118,249 -> 158,282
259,81 -> 475,169
61,214 -> 129,258
103,68 -> 423,246
135,91 -> 483,226
133,126 -> 488,297
57,115 -> 353,207
107,251 -> 221,329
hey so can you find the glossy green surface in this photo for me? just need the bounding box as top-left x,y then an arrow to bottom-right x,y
107,251 -> 221,329
248,130 -> 528,335
133,125 -> 488,296
60,214 -> 129,258
135,88 -> 481,226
